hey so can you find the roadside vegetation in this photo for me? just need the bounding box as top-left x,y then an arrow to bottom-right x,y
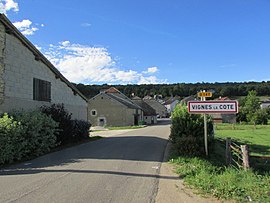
169,91 -> 270,202
107,125 -> 145,130
0,104 -> 91,165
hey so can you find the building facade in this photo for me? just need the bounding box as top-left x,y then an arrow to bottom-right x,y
88,88 -> 143,126
0,14 -> 88,120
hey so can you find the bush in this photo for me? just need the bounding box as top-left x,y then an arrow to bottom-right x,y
170,105 -> 213,156
40,103 -> 73,144
71,119 -> 91,141
0,111 -> 58,164
41,103 -> 91,144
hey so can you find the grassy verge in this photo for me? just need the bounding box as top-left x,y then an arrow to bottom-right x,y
171,123 -> 270,202
171,156 -> 270,202
107,125 -> 145,130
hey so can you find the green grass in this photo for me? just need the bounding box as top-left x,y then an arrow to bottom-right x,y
214,123 -> 270,156
170,123 -> 270,202
171,156 -> 270,202
107,125 -> 145,130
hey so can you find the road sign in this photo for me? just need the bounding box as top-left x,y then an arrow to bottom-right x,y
197,92 -> 212,97
188,100 -> 238,114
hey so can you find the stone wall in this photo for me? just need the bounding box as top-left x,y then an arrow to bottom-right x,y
0,23 -> 5,105
88,93 -> 142,126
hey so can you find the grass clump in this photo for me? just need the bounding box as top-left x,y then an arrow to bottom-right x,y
171,156 -> 270,202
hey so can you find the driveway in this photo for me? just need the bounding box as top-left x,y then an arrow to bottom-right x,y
0,119 -> 172,203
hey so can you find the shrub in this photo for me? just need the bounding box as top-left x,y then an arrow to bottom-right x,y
0,114 -> 25,164
40,103 -> 73,144
170,105 -> 213,156
71,119 -> 91,141
11,111 -> 58,157
0,111 -> 58,164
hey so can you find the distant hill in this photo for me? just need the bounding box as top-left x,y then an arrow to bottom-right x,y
74,81 -> 270,99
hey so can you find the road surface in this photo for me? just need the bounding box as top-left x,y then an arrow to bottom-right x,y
0,119 -> 172,203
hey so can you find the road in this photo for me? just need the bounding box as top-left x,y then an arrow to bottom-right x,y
0,119 -> 172,203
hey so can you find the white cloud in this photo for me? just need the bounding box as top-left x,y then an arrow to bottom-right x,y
42,41 -> 166,84
81,22 -> 91,27
13,19 -> 39,35
0,0 -> 19,14
144,66 -> 158,74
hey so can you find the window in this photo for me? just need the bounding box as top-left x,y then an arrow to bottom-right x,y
91,110 -> 97,116
33,78 -> 51,102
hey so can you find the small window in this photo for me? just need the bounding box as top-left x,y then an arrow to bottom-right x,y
33,78 -> 51,102
91,110 -> 97,116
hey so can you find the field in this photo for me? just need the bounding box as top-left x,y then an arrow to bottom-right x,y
214,123 -> 270,156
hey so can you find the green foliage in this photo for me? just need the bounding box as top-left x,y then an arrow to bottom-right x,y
171,156 -> 270,202
71,119 -> 91,141
0,111 -> 58,164
40,103 -> 73,144
74,81 -> 270,99
41,104 -> 92,144
238,90 -> 269,125
170,105 -> 213,156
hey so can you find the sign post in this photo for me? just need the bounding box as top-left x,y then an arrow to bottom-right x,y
190,91 -> 238,157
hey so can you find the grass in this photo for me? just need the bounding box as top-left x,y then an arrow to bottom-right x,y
214,123 -> 270,156
107,125 -> 145,130
171,156 -> 270,202
170,123 -> 270,202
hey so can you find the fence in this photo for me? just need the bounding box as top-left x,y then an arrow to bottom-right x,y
225,137 -> 270,170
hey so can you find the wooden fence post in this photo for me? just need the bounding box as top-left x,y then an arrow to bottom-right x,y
226,138 -> 232,166
241,145 -> 250,170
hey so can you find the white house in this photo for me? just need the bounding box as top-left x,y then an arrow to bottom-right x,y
0,14 -> 88,120
164,97 -> 179,114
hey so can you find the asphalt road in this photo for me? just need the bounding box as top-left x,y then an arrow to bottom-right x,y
0,119 -> 172,203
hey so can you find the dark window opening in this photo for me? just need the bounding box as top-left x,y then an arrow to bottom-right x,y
91,110 -> 96,116
33,78 -> 51,102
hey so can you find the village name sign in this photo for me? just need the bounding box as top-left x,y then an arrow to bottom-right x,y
188,101 -> 239,114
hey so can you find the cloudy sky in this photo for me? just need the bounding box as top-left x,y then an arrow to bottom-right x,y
1,0 -> 270,84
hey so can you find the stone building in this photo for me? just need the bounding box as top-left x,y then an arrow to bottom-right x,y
88,87 -> 143,126
143,96 -> 168,118
132,96 -> 157,125
0,14 -> 88,120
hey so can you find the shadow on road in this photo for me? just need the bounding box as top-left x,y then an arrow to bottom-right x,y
0,136 -> 171,178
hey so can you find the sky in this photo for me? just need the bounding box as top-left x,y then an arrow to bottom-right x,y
1,0 -> 270,85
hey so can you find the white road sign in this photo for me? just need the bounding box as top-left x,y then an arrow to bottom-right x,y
188,101 -> 238,114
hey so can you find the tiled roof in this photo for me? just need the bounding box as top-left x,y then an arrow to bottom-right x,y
104,87 -> 120,93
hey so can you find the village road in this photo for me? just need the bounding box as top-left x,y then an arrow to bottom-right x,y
0,119 -> 171,203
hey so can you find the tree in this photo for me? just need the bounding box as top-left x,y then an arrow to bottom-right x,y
243,91 -> 260,124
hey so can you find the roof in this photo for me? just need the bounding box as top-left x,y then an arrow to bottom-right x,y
164,97 -> 179,105
90,87 -> 142,110
216,97 -> 230,101
132,99 -> 157,116
0,14 -> 88,102
180,95 -> 196,103
106,93 -> 141,109
104,87 -> 121,94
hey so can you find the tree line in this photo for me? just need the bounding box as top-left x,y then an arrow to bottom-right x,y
74,81 -> 270,99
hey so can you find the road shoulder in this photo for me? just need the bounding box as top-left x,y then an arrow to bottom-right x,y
155,142 -> 219,203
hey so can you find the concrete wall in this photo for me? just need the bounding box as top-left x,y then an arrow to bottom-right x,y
88,93 -> 142,126
0,22 -> 88,120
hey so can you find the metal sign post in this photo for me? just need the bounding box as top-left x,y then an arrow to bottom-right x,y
200,91 -> 208,156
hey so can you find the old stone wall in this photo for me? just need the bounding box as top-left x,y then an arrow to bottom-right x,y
0,23 -> 5,104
